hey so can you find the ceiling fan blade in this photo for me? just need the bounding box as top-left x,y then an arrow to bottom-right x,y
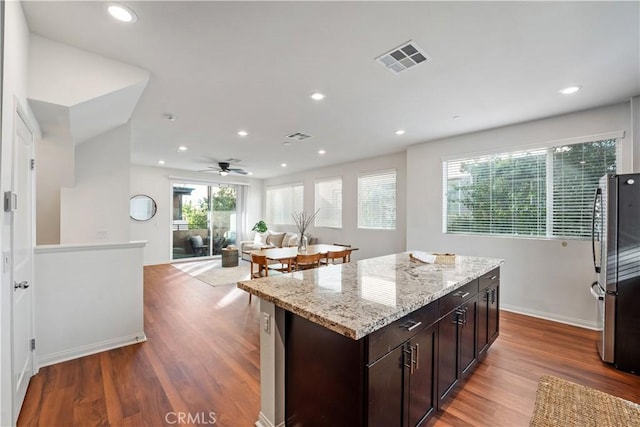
229,168 -> 248,175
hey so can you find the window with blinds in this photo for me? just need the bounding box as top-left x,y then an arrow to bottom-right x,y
444,138 -> 617,238
266,183 -> 303,225
358,170 -> 396,230
315,178 -> 342,228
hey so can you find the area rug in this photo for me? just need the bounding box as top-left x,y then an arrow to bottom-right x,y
530,375 -> 640,426
172,259 -> 251,287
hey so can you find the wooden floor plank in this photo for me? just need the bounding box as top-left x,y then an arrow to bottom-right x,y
18,263 -> 640,426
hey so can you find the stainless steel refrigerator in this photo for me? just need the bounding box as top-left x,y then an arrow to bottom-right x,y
591,173 -> 640,373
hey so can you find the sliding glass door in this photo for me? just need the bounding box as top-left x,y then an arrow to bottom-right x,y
171,182 -> 239,260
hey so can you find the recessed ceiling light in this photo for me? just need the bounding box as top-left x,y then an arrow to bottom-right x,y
178,146 -> 188,151
165,113 -> 176,121
452,115 -> 461,120
559,85 -> 582,95
158,160 -> 165,165
282,141 -> 295,146
310,92 -> 325,101
106,3 -> 137,23
318,149 -> 326,155
237,130 -> 248,137
281,163 -> 287,168
395,129 -> 405,135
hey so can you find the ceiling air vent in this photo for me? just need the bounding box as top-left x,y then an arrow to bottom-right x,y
286,132 -> 312,141
375,40 -> 431,74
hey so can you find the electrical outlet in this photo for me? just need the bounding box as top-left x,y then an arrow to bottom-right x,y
262,312 -> 271,334
96,230 -> 108,240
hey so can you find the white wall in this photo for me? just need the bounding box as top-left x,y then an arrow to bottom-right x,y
0,2 -> 31,424
34,242 -> 146,368
35,136 -> 74,244
263,152 -> 407,261
130,164 -> 263,265
406,101 -> 638,329
60,123 -> 131,244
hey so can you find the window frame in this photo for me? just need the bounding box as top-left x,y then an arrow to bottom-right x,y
442,131 -> 623,240
357,169 -> 397,230
314,176 -> 343,229
265,182 -> 304,226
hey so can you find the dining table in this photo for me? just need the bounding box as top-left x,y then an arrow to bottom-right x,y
249,244 -> 357,272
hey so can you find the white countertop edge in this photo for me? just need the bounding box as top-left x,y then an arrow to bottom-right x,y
35,240 -> 148,254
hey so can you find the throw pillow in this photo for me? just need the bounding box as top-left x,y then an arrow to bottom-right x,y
282,232 -> 296,247
253,232 -> 267,245
266,231 -> 286,248
287,234 -> 299,247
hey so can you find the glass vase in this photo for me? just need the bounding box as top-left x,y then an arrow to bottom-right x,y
298,234 -> 308,252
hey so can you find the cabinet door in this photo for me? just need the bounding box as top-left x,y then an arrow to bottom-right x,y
367,345 -> 404,427
459,297 -> 478,377
487,284 -> 499,344
406,325 -> 437,427
437,310 -> 459,406
477,288 -> 490,358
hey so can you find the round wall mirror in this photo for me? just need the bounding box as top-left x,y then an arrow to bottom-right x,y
130,195 -> 157,221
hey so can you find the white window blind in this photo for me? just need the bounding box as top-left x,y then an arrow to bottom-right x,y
315,178 -> 342,228
444,138 -> 617,238
266,183 -> 303,225
358,170 -> 396,230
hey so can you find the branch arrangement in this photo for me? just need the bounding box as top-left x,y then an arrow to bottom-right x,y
291,209 -> 319,238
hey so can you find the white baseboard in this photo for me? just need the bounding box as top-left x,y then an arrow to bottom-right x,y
256,412 -> 285,427
501,305 -> 599,330
36,332 -> 147,369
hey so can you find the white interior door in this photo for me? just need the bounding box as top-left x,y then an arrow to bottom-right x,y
12,112 -> 34,421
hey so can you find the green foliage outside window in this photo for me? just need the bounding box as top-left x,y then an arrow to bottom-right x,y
446,139 -> 617,239
182,187 -> 237,229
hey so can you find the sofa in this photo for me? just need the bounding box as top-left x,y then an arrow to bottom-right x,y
240,230 -> 317,261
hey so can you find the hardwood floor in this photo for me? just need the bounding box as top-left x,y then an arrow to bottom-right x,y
18,264 -> 640,426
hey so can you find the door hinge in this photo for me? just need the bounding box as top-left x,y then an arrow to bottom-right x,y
30,159 -> 35,170
30,338 -> 36,351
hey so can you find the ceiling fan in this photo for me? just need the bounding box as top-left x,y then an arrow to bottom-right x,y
199,161 -> 248,176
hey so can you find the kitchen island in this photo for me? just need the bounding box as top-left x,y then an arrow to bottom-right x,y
238,252 -> 503,427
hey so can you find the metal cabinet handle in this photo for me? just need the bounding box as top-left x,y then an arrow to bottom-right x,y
404,345 -> 416,374
414,343 -> 420,371
14,281 -> 29,289
491,289 -> 496,304
460,292 -> 470,298
484,275 -> 497,280
403,320 -> 422,331
454,291 -> 470,298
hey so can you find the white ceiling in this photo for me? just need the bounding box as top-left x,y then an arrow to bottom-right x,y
21,1 -> 640,178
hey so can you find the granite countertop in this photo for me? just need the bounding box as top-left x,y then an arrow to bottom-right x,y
237,252 -> 503,340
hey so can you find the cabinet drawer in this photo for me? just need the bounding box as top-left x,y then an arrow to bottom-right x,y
479,268 -> 500,291
367,302 -> 438,364
438,280 -> 478,317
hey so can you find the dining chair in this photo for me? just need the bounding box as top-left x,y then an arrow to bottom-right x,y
295,253 -> 322,271
332,243 -> 352,262
249,254 -> 270,303
323,249 -> 350,265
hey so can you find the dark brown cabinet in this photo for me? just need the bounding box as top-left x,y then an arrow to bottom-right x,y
437,295 -> 478,405
478,268 -> 500,359
285,268 -> 500,427
367,324 -> 437,427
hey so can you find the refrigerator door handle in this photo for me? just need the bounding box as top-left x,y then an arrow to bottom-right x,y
590,281 -> 603,301
592,187 -> 601,273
